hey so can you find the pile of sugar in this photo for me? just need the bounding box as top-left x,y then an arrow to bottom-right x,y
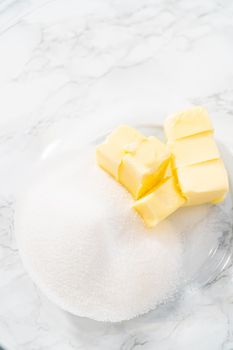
15,149 -> 183,322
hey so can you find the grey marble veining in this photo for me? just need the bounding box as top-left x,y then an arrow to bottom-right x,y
1,0 -> 233,349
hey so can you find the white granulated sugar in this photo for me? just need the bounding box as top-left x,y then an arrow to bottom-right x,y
15,149 -> 183,322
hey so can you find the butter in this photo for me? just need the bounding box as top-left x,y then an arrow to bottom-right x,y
165,107 -> 229,207
96,125 -> 145,179
164,106 -> 213,141
96,126 -> 170,200
133,177 -> 186,227
96,112 -> 229,229
119,136 -> 170,199
176,159 -> 229,206
170,132 -> 220,168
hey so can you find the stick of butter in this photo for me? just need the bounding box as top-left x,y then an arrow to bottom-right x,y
96,125 -> 145,179
165,107 -> 229,205
133,177 -> 186,228
176,159 -> 229,206
119,136 -> 170,199
164,106 -> 213,141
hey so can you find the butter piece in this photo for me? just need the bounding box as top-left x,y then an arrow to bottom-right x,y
176,159 -> 229,206
165,106 -> 213,141
133,177 -> 186,227
170,132 -> 220,168
119,136 -> 170,199
96,125 -> 145,179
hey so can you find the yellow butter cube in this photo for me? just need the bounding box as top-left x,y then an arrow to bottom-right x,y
169,132 -> 220,168
176,159 -> 229,206
119,136 -> 170,199
164,106 -> 213,141
133,177 -> 186,227
96,125 -> 145,179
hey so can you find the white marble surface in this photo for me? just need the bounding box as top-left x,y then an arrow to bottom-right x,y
1,0 -> 233,349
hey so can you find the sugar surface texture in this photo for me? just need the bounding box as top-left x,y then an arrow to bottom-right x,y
15,149 -> 183,322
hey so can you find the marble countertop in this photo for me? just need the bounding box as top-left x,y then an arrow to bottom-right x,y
1,0 -> 233,349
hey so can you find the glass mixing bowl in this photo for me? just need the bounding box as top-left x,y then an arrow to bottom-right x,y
39,123 -> 233,300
